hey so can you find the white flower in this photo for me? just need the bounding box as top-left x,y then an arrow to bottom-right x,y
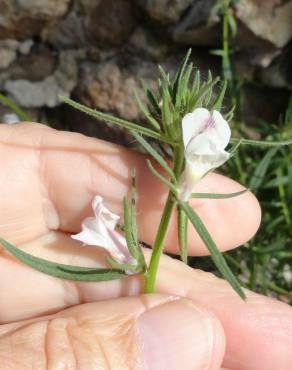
178,108 -> 231,201
72,196 -> 135,266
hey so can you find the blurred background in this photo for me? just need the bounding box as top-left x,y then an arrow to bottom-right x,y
0,0 -> 291,302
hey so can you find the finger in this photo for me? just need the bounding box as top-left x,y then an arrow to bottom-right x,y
1,247 -> 291,370
0,295 -> 225,370
0,123 -> 260,255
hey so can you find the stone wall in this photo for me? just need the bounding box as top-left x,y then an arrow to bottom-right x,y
0,0 -> 291,141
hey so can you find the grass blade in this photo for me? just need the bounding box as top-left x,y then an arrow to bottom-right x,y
249,148 -> 278,191
0,93 -> 33,121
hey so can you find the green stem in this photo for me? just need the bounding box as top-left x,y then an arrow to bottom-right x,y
144,146 -> 184,293
222,0 -> 232,84
144,193 -> 176,293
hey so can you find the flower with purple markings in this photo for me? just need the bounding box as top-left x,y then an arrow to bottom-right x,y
178,108 -> 231,201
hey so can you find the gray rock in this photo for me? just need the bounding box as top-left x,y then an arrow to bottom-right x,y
172,0 -> 219,45
4,50 -> 79,108
259,45 -> 292,90
0,0 -> 70,39
75,58 -> 158,121
136,0 -> 193,23
85,0 -> 136,47
45,5 -> 87,49
235,0 -> 292,48
127,27 -> 170,61
15,0 -> 70,17
9,46 -> 56,81
18,39 -> 34,54
0,39 -> 18,69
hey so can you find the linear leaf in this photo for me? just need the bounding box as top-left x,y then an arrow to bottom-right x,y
172,48 -> 192,104
134,90 -> 161,130
191,189 -> 247,199
0,93 -> 33,121
0,238 -> 126,281
212,80 -> 227,111
178,203 -> 246,299
123,197 -> 140,261
249,148 -> 278,191
230,137 -> 292,147
131,131 -> 176,180
140,80 -> 161,115
147,160 -> 177,194
60,96 -> 168,142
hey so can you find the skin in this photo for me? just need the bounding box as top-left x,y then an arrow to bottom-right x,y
0,123 -> 291,370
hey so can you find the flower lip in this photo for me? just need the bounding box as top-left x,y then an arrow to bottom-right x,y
178,108 -> 231,201
72,196 -> 135,267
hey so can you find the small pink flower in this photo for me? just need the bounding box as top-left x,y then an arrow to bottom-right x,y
72,196 -> 134,266
178,108 -> 231,201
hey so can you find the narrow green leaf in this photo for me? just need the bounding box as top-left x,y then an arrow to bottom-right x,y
130,169 -> 138,244
212,80 -> 227,111
60,96 -> 168,142
178,203 -> 246,300
224,105 -> 236,122
227,12 -> 238,37
0,93 -> 33,122
191,70 -> 201,96
130,171 -> 146,266
249,148 -> 278,191
210,49 -> 225,57
230,137 -> 292,147
147,160 -> 177,194
158,65 -> 171,85
161,85 -> 174,137
104,255 -> 139,272
176,62 -> 193,108
131,131 -> 176,180
123,197 -> 140,261
172,48 -> 192,104
191,189 -> 247,199
140,79 -> 161,116
0,237 -> 126,281
204,71 -> 214,106
177,205 -> 188,263
134,90 -> 161,131
229,138 -> 243,156
189,77 -> 220,111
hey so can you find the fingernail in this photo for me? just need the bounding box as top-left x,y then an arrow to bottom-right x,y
136,298 -> 224,370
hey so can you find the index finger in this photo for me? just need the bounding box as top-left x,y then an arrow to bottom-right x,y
0,123 -> 261,255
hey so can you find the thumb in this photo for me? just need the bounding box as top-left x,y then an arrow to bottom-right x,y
0,295 -> 225,370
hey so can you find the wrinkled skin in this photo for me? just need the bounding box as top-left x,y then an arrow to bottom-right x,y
0,123 -> 291,370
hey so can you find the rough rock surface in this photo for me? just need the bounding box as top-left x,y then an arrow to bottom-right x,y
172,0 -> 219,45
135,0 -> 193,23
0,40 -> 18,69
0,0 -> 291,134
75,57 -> 158,121
4,51 -> 79,108
235,0 -> 292,48
85,0 -> 137,47
0,0 -> 70,39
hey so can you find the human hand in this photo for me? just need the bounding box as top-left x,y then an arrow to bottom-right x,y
0,123 -> 291,370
